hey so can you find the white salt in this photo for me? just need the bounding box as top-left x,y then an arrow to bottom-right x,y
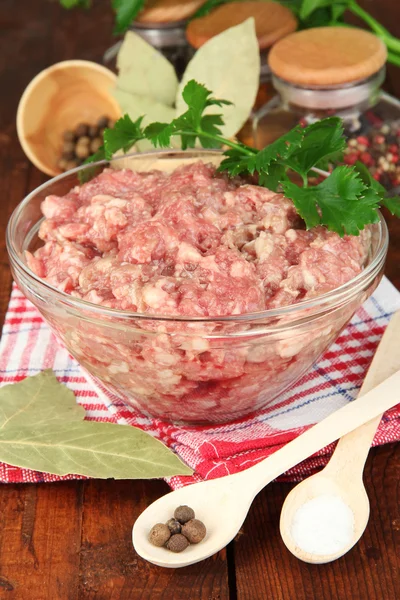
291,494 -> 355,556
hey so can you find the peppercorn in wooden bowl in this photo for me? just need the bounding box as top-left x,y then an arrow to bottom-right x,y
16,60 -> 121,177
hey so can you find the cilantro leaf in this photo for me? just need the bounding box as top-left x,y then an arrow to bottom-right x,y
283,166 -> 380,236
254,126 -> 305,175
103,114 -> 145,158
285,118 -> 346,174
382,196 -> 400,217
60,0 -> 90,7
112,0 -> 145,35
191,0 -> 232,19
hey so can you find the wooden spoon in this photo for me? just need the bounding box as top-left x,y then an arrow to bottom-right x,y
280,311 -> 400,564
132,333 -> 400,568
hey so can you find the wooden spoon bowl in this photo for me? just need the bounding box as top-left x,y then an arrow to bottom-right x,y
17,60 -> 121,177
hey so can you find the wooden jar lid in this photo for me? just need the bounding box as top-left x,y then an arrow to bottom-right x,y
186,1 -> 297,50
136,0 -> 206,25
268,27 -> 387,86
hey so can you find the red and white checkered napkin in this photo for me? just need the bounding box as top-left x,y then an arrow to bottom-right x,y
1,278 -> 400,489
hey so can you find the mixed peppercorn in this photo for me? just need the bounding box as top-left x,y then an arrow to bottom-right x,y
344,120 -> 400,190
148,505 -> 206,553
58,115 -> 113,172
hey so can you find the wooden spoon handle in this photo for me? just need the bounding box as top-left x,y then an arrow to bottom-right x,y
237,362 -> 400,496
325,311 -> 400,478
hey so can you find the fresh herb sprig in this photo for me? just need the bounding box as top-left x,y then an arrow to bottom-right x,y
86,80 -> 400,236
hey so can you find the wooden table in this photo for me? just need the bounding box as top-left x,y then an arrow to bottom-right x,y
0,1 -> 399,598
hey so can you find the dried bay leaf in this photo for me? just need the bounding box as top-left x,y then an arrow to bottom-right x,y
176,18 -> 260,138
0,370 -> 85,430
0,372 -> 193,479
0,421 -> 193,479
115,31 -> 179,107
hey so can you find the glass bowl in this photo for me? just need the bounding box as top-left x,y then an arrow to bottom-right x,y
6,150 -> 388,424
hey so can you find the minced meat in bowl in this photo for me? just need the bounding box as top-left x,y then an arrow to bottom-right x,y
7,151 -> 388,424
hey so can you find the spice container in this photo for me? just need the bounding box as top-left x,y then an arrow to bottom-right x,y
104,0 -> 206,77
253,27 -> 388,148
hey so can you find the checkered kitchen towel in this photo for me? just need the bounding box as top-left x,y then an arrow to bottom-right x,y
0,277 -> 399,488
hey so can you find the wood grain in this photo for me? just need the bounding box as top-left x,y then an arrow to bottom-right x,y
0,1 -> 398,599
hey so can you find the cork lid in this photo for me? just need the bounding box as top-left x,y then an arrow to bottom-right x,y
268,27 -> 387,86
136,0 -> 206,25
186,1 -> 297,50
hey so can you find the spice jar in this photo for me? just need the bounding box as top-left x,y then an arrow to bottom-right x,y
104,0 -> 206,77
253,27 -> 388,148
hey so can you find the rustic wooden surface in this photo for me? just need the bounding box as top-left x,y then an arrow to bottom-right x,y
0,1 -> 399,598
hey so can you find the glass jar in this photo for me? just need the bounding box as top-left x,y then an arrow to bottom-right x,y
253,68 -> 386,148
253,26 -> 400,191
104,0 -> 206,76
6,150 -> 387,424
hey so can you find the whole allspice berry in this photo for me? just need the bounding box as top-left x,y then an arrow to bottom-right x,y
166,518 -> 182,535
181,519 -> 207,544
174,505 -> 195,524
166,533 -> 189,553
148,523 -> 171,547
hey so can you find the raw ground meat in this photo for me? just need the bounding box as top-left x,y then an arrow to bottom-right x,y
26,162 -> 373,422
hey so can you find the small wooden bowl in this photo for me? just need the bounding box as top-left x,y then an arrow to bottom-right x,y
17,60 -> 121,177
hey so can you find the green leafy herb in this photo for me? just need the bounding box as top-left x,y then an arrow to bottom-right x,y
112,0 -> 145,34
92,79 -> 400,236
0,371 -> 193,479
60,0 -> 91,8
191,0 -> 233,20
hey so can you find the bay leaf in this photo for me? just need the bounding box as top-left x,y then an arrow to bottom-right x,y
0,370 -> 85,430
176,18 -> 260,138
115,31 -> 179,108
0,421 -> 193,479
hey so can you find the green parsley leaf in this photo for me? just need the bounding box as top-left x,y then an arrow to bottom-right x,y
381,196 -> 400,217
283,166 -> 380,236
60,0 -> 90,8
112,0 -> 145,35
103,114 -> 145,158
191,0 -> 232,19
285,118 -> 346,174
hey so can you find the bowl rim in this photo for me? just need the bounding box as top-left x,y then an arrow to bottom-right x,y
16,60 -> 118,177
7,148 -> 389,323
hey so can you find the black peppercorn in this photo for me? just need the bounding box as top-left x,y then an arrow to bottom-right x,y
181,519 -> 207,544
75,123 -> 89,137
97,115 -> 109,129
88,125 -> 99,138
174,505 -> 195,524
166,518 -> 182,535
166,533 -> 189,553
148,523 -> 171,547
